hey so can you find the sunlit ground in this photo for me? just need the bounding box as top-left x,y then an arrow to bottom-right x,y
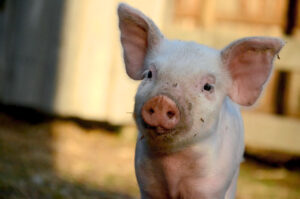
0,113 -> 299,199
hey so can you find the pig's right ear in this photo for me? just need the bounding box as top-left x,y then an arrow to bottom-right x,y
118,3 -> 163,80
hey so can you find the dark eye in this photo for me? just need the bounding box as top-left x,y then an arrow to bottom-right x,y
143,70 -> 152,79
147,70 -> 152,79
203,83 -> 213,91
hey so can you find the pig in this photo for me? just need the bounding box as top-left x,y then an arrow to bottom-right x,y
117,3 -> 284,199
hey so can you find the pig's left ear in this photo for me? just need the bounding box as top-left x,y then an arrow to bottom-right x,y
118,3 -> 164,80
221,37 -> 284,106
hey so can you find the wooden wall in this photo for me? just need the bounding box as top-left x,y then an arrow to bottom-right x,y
0,0 -> 299,138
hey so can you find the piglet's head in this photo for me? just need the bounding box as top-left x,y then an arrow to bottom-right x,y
118,3 -> 284,151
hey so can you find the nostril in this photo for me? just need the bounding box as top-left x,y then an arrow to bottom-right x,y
167,111 -> 175,119
148,108 -> 154,115
142,95 -> 180,129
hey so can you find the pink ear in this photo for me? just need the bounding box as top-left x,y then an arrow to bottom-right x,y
118,3 -> 163,80
221,37 -> 284,106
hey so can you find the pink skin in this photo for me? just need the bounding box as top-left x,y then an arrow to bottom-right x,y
222,38 -> 284,106
141,95 -> 180,131
118,3 -> 284,199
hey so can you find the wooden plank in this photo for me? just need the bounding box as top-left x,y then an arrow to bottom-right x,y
242,111 -> 300,155
201,0 -> 216,28
55,0 -> 116,119
0,0 -> 65,111
286,73 -> 300,117
216,0 -> 286,26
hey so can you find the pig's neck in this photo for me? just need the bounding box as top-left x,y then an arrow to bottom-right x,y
135,97 -> 244,198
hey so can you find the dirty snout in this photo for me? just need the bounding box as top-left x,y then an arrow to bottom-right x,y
141,95 -> 180,131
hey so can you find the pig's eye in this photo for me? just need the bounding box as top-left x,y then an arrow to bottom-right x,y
143,70 -> 152,79
147,70 -> 152,79
203,83 -> 213,92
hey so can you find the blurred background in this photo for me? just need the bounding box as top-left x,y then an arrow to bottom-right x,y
0,0 -> 299,198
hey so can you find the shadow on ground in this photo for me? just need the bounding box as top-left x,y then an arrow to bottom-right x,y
0,105 -> 138,199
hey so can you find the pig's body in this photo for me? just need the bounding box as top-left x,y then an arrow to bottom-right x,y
117,3 -> 284,199
135,97 -> 244,199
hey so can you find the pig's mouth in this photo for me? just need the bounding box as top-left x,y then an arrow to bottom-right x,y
155,126 -> 173,134
142,121 -> 176,135
148,125 -> 173,135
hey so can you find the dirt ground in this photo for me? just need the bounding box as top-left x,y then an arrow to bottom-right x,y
0,112 -> 299,199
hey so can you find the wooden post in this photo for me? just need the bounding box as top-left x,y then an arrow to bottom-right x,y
0,0 -> 65,112
201,0 -> 216,29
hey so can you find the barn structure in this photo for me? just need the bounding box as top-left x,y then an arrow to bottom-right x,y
0,0 -> 299,155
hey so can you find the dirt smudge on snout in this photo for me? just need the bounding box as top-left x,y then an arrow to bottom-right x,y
188,102 -> 192,111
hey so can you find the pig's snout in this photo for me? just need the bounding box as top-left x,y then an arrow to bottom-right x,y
141,95 -> 180,130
